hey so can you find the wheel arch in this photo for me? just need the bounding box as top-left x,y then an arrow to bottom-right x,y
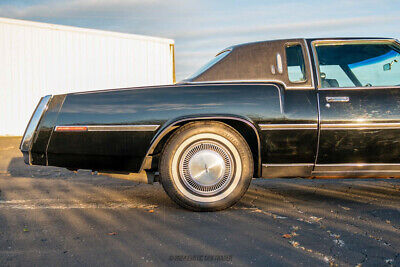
141,116 -> 261,177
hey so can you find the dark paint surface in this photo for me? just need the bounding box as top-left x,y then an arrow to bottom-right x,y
261,89 -> 318,164
43,83 -> 318,173
48,84 -> 281,172
30,95 -> 65,165
318,88 -> 400,163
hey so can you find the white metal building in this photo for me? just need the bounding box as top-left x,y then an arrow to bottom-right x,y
0,17 -> 175,136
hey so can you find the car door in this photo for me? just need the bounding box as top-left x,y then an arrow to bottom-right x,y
312,39 -> 400,175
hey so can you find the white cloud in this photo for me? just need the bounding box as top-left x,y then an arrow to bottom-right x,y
1,0 -> 399,80
171,15 -> 400,40
0,0 -> 163,18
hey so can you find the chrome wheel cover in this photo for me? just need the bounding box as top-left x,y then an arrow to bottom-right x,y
179,141 -> 234,196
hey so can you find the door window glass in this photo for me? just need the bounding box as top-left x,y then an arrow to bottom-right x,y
315,41 -> 400,88
286,44 -> 306,83
318,65 -> 354,88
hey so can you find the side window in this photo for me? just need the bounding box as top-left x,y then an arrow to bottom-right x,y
350,49 -> 400,87
315,41 -> 400,88
285,44 -> 307,83
318,65 -> 354,88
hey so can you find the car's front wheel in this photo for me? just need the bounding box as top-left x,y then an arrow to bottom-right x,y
160,121 -> 253,211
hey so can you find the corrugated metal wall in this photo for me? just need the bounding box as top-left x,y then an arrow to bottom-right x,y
0,17 -> 175,136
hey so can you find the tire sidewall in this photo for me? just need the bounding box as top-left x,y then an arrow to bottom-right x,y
160,122 -> 253,211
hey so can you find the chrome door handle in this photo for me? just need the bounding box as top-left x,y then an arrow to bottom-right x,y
325,96 -> 349,103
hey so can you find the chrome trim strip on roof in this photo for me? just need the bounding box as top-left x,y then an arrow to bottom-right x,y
321,122 -> 400,130
259,123 -> 317,130
55,125 -> 160,132
76,80 -> 315,95
215,48 -> 232,57
184,80 -> 315,90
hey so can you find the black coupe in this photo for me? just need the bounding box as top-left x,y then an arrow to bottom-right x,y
20,38 -> 400,210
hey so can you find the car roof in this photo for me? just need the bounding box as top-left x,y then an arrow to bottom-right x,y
227,37 -> 394,50
183,37 -> 397,84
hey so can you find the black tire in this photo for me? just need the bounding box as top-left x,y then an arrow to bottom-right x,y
160,121 -> 253,211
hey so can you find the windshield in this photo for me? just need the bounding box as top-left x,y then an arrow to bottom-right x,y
315,41 -> 400,88
185,50 -> 231,80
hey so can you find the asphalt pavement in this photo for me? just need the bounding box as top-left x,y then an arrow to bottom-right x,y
0,137 -> 399,266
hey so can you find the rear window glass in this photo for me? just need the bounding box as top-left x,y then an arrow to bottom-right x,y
186,50 -> 231,80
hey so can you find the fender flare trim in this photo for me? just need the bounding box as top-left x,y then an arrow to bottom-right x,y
139,116 -> 262,177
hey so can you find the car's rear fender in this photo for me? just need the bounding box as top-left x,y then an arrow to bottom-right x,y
141,115 -> 262,177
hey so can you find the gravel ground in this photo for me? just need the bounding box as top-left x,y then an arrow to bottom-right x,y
0,137 -> 399,266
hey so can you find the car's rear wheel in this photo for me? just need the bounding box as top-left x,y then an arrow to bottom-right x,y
160,121 -> 253,211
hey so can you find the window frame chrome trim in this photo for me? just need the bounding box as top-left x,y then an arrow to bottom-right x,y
311,38 -> 400,90
303,38 -> 316,90
284,41 -> 309,84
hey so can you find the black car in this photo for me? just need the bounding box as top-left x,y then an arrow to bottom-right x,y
20,38 -> 400,211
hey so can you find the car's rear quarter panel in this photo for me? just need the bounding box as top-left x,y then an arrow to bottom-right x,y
45,84 -> 283,172
30,95 -> 66,166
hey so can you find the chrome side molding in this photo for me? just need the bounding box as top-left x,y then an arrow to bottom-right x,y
260,122 -> 400,131
259,124 -> 317,130
321,122 -> 400,130
55,125 -> 160,132
314,163 -> 400,171
262,163 -> 400,178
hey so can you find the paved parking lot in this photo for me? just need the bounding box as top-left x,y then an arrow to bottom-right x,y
0,137 -> 399,266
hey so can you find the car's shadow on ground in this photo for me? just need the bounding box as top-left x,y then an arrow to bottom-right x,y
7,155 -> 400,212
3,155 -> 400,266
7,156 -> 86,179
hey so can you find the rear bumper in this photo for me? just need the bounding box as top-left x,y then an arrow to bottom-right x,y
22,151 -> 30,165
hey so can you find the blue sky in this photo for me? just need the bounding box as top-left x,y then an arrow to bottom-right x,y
0,0 -> 399,80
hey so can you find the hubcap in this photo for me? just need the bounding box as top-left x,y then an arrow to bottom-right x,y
188,150 -> 225,186
179,141 -> 234,196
